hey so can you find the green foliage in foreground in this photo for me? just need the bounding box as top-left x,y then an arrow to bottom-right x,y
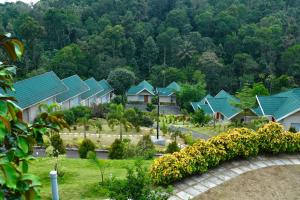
151,122 -> 300,185
30,158 -> 152,199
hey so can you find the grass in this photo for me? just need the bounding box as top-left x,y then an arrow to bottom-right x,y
187,125 -> 229,137
30,157 -> 152,200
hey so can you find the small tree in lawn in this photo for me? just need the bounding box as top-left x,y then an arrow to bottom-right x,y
87,151 -> 110,185
191,109 -> 211,126
107,104 -> 132,140
93,119 -> 103,138
77,117 -> 94,138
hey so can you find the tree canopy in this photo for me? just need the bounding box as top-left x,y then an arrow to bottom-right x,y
1,0 -> 300,95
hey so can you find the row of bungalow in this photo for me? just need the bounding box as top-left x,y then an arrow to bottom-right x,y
191,89 -> 300,131
126,80 -> 181,104
5,71 -> 114,122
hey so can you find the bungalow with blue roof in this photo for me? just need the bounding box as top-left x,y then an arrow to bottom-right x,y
97,79 -> 114,103
157,82 -> 181,104
127,81 -> 181,104
256,88 -> 300,130
4,71 -> 67,122
80,78 -> 104,107
127,80 -> 154,103
56,75 -> 90,110
192,90 -> 257,122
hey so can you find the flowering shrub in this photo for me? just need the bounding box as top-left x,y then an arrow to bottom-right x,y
150,122 -> 300,185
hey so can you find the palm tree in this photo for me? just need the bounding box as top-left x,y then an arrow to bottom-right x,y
90,118 -> 103,138
107,104 -> 132,140
77,117 -> 94,138
177,41 -> 196,67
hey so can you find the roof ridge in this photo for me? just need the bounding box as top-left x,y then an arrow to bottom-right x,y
15,71 -> 56,85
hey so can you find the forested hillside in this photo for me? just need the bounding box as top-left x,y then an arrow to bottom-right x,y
1,0 -> 300,94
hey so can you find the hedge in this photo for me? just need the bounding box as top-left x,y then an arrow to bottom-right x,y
150,122 -> 300,185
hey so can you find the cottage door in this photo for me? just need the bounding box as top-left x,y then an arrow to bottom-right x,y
144,95 -> 148,103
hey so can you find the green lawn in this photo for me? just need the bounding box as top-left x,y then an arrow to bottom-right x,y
188,125 -> 229,137
30,158 -> 152,200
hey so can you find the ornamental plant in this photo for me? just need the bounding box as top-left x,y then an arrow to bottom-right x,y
150,122 -> 300,185
0,34 -> 69,199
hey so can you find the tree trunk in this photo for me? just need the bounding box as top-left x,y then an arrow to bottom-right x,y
163,47 -> 166,66
120,124 -> 122,140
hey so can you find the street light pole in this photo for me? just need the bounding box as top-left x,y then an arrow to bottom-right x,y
154,87 -> 160,139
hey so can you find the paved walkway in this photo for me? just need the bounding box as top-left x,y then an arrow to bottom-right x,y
168,154 -> 300,200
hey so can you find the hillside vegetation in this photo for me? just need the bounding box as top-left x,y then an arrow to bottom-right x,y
1,0 -> 300,94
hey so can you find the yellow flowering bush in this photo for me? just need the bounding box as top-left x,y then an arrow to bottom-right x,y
150,122 -> 300,185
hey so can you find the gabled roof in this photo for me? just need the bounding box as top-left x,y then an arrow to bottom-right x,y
97,79 -> 114,97
257,88 -> 300,121
191,102 -> 214,115
56,75 -> 90,103
166,81 -> 181,92
157,87 -> 174,96
206,97 -> 241,119
80,78 -> 104,100
215,89 -> 239,101
200,94 -> 213,104
3,71 -> 67,109
127,80 -> 154,95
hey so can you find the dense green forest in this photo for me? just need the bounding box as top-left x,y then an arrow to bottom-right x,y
1,0 -> 300,95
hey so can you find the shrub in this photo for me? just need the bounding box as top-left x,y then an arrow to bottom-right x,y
180,133 -> 195,145
63,110 -> 76,125
289,126 -> 297,133
109,139 -> 125,159
71,106 -> 92,120
191,109 -> 211,126
136,135 -> 155,159
161,122 -> 168,135
166,141 -> 180,154
91,103 -> 110,118
146,103 -> 155,112
140,115 -> 154,127
123,139 -> 137,158
107,161 -> 171,200
112,95 -> 127,105
50,133 -> 66,156
150,122 -> 300,185
78,139 -> 96,158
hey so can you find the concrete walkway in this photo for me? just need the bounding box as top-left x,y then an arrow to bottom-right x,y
168,154 -> 300,200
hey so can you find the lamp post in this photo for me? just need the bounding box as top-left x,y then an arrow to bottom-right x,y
154,87 -> 160,139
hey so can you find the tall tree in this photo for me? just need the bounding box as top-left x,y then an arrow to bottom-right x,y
142,36 -> 158,75
107,68 -> 136,95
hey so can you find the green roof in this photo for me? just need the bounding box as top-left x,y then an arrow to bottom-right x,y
166,82 -> 181,92
4,71 -> 67,109
127,80 -> 154,95
252,107 -> 263,116
191,102 -> 214,115
200,94 -> 213,104
158,87 -> 174,96
257,88 -> 300,121
206,97 -> 241,119
80,78 -> 104,100
215,89 -> 239,101
98,79 -> 114,96
56,75 -> 89,103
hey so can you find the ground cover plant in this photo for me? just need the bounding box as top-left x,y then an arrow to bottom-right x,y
30,158 -> 152,199
150,122 -> 300,185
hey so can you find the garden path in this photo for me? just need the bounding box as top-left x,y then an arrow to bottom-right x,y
168,153 -> 300,200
